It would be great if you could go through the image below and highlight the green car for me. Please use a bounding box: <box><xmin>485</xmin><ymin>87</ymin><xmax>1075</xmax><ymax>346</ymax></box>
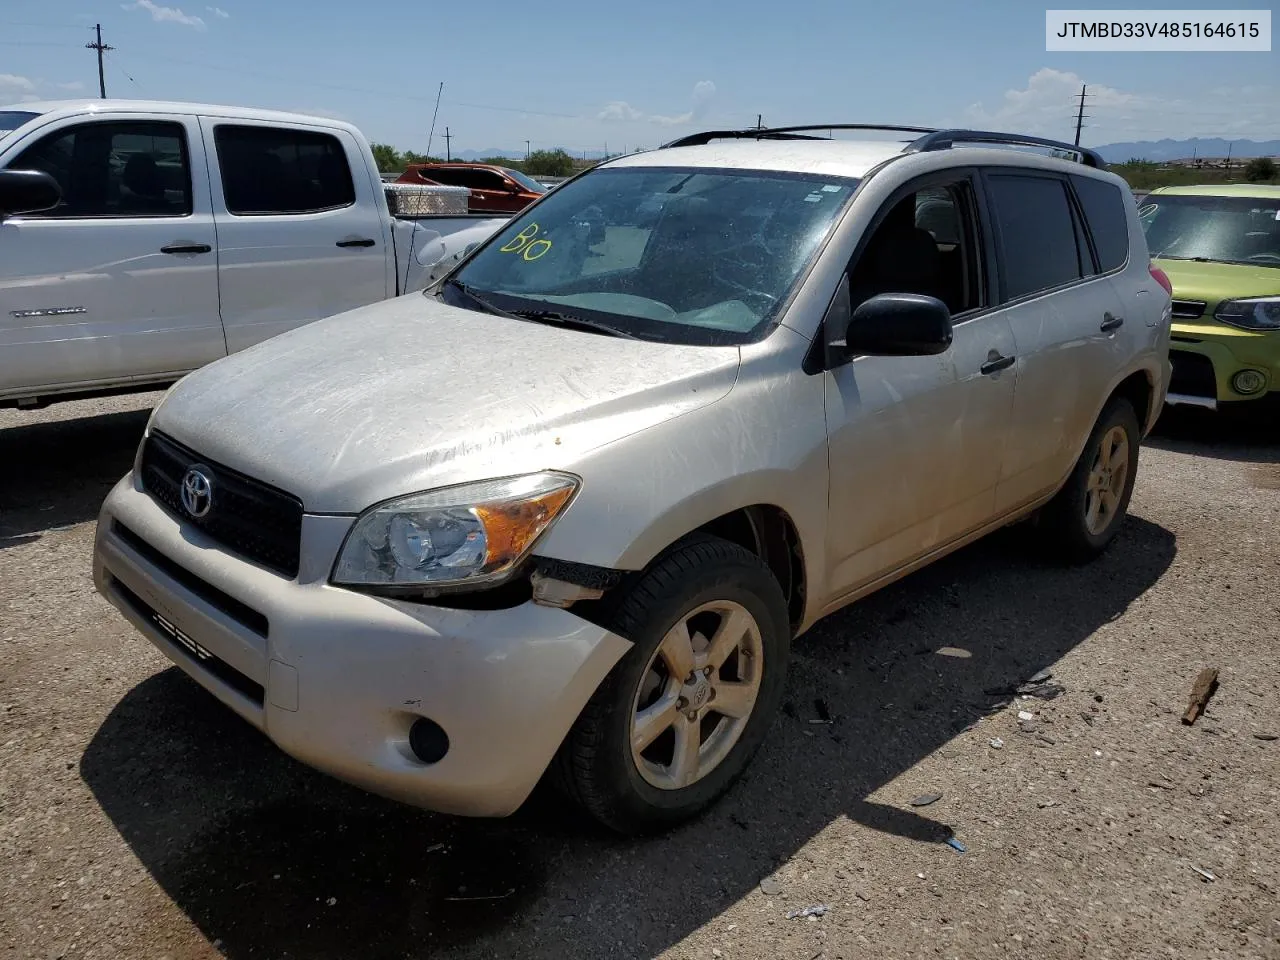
<box><xmin>1140</xmin><ymin>184</ymin><xmax>1280</xmax><ymax>410</ymax></box>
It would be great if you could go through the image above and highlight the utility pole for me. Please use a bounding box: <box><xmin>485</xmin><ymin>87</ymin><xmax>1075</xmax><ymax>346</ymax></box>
<box><xmin>756</xmin><ymin>114</ymin><xmax>763</xmax><ymax>130</ymax></box>
<box><xmin>524</xmin><ymin>139</ymin><xmax>530</xmax><ymax>160</ymax></box>
<box><xmin>443</xmin><ymin>127</ymin><xmax>452</xmax><ymax>162</ymax></box>
<box><xmin>1073</xmin><ymin>84</ymin><xmax>1089</xmax><ymax>147</ymax></box>
<box><xmin>86</xmin><ymin>24</ymin><xmax>114</xmax><ymax>99</ymax></box>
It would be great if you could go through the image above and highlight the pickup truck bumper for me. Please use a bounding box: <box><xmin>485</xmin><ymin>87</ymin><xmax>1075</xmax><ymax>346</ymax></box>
<box><xmin>93</xmin><ymin>474</ymin><xmax>631</xmax><ymax>817</ymax></box>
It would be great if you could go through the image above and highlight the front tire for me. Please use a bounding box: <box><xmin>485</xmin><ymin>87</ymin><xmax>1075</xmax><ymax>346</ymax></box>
<box><xmin>1040</xmin><ymin>397</ymin><xmax>1141</xmax><ymax>562</ymax></box>
<box><xmin>553</xmin><ymin>535</ymin><xmax>790</xmax><ymax>834</ymax></box>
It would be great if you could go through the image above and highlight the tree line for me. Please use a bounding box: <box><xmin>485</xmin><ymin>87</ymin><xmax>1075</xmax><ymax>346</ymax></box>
<box><xmin>370</xmin><ymin>143</ymin><xmax>580</xmax><ymax>177</ymax></box>
<box><xmin>1112</xmin><ymin>156</ymin><xmax>1277</xmax><ymax>190</ymax></box>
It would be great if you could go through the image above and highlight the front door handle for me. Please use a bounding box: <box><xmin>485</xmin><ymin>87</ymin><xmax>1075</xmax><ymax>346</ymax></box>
<box><xmin>336</xmin><ymin>238</ymin><xmax>376</xmax><ymax>248</ymax></box>
<box><xmin>1100</xmin><ymin>313</ymin><xmax>1124</xmax><ymax>332</ymax></box>
<box><xmin>160</xmin><ymin>243</ymin><xmax>212</xmax><ymax>254</ymax></box>
<box><xmin>980</xmin><ymin>352</ymin><xmax>1016</xmax><ymax>375</ymax></box>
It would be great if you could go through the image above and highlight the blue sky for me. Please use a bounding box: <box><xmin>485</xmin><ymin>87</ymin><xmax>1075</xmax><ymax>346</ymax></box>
<box><xmin>1</xmin><ymin>0</ymin><xmax>1276</xmax><ymax>156</ymax></box>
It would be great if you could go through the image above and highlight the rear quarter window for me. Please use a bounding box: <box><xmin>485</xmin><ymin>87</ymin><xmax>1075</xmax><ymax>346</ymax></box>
<box><xmin>1071</xmin><ymin>175</ymin><xmax>1130</xmax><ymax>272</ymax></box>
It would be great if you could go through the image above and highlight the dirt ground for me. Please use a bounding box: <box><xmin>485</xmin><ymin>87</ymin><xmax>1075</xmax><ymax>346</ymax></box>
<box><xmin>1</xmin><ymin>394</ymin><xmax>1278</xmax><ymax>960</ymax></box>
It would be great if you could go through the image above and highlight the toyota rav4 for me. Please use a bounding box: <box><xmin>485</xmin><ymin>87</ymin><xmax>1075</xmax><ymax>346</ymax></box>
<box><xmin>93</xmin><ymin>124</ymin><xmax>1172</xmax><ymax>834</ymax></box>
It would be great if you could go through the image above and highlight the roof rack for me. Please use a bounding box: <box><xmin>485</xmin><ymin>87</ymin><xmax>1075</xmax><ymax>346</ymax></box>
<box><xmin>659</xmin><ymin>124</ymin><xmax>1106</xmax><ymax>169</ymax></box>
<box><xmin>903</xmin><ymin>129</ymin><xmax>1107</xmax><ymax>169</ymax></box>
<box><xmin>660</xmin><ymin>124</ymin><xmax>938</xmax><ymax>149</ymax></box>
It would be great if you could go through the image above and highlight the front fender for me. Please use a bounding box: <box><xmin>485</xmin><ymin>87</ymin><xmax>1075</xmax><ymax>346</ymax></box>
<box><xmin>533</xmin><ymin>347</ymin><xmax>831</xmax><ymax>629</ymax></box>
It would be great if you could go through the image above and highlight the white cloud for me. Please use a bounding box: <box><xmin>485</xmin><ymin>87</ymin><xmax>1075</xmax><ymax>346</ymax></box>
<box><xmin>206</xmin><ymin>5</ymin><xmax>230</xmax><ymax>17</ymax></box>
<box><xmin>598</xmin><ymin>101</ymin><xmax>645</xmax><ymax>122</ymax></box>
<box><xmin>599</xmin><ymin>80</ymin><xmax>716</xmax><ymax>127</ymax></box>
<box><xmin>122</xmin><ymin>0</ymin><xmax>206</xmax><ymax>29</ymax></box>
<box><xmin>963</xmin><ymin>68</ymin><xmax>1279</xmax><ymax>143</ymax></box>
<box><xmin>964</xmin><ymin>68</ymin><xmax>1142</xmax><ymax>135</ymax></box>
<box><xmin>57</xmin><ymin>81</ymin><xmax>86</xmax><ymax>92</ymax></box>
<box><xmin>0</xmin><ymin>74</ymin><xmax>40</xmax><ymax>103</ymax></box>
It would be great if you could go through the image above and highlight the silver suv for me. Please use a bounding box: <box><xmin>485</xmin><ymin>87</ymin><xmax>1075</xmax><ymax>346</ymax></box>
<box><xmin>93</xmin><ymin>125</ymin><xmax>1172</xmax><ymax>834</ymax></box>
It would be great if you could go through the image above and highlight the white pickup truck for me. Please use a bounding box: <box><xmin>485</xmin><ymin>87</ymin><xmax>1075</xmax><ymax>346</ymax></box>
<box><xmin>0</xmin><ymin>99</ymin><xmax>508</xmax><ymax>409</ymax></box>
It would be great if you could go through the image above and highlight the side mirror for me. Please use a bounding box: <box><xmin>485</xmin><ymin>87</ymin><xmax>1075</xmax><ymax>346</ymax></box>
<box><xmin>829</xmin><ymin>292</ymin><xmax>953</xmax><ymax>360</ymax></box>
<box><xmin>0</xmin><ymin>169</ymin><xmax>61</xmax><ymax>218</ymax></box>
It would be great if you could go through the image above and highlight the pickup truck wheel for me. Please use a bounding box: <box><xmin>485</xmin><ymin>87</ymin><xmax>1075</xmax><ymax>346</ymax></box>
<box><xmin>553</xmin><ymin>535</ymin><xmax>790</xmax><ymax>834</ymax></box>
<box><xmin>1039</xmin><ymin>397</ymin><xmax>1140</xmax><ymax>562</ymax></box>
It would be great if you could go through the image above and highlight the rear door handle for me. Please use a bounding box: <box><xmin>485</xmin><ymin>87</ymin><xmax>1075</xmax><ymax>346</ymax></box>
<box><xmin>1100</xmin><ymin>313</ymin><xmax>1124</xmax><ymax>332</ymax></box>
<box><xmin>160</xmin><ymin>243</ymin><xmax>212</xmax><ymax>254</ymax></box>
<box><xmin>980</xmin><ymin>353</ymin><xmax>1016</xmax><ymax>375</ymax></box>
<box><xmin>336</xmin><ymin>238</ymin><xmax>376</xmax><ymax>248</ymax></box>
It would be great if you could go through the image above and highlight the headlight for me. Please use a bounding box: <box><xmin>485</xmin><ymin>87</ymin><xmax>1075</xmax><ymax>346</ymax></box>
<box><xmin>332</xmin><ymin>472</ymin><xmax>578</xmax><ymax>591</ymax></box>
<box><xmin>1214</xmin><ymin>297</ymin><xmax>1280</xmax><ymax>331</ymax></box>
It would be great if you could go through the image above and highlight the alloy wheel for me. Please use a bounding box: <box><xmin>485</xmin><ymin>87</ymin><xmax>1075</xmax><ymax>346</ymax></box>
<box><xmin>629</xmin><ymin>600</ymin><xmax>764</xmax><ymax>790</ymax></box>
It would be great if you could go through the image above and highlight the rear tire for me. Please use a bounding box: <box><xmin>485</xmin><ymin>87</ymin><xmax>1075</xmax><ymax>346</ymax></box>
<box><xmin>1039</xmin><ymin>397</ymin><xmax>1140</xmax><ymax>562</ymax></box>
<box><xmin>553</xmin><ymin>535</ymin><xmax>790</xmax><ymax>834</ymax></box>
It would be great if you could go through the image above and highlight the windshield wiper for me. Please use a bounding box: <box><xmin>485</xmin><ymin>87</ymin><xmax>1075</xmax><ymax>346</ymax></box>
<box><xmin>1154</xmin><ymin>254</ymin><xmax>1248</xmax><ymax>265</ymax></box>
<box><xmin>444</xmin><ymin>280</ymin><xmax>642</xmax><ymax>339</ymax></box>
<box><xmin>443</xmin><ymin>279</ymin><xmax>522</xmax><ymax>320</ymax></box>
<box><xmin>510</xmin><ymin>308</ymin><xmax>642</xmax><ymax>340</ymax></box>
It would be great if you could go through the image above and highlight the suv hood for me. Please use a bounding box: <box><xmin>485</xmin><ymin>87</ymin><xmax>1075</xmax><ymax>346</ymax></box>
<box><xmin>1155</xmin><ymin>257</ymin><xmax>1280</xmax><ymax>308</ymax></box>
<box><xmin>150</xmin><ymin>294</ymin><xmax>740</xmax><ymax>513</ymax></box>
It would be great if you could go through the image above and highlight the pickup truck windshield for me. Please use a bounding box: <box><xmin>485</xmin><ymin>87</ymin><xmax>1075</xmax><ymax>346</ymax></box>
<box><xmin>1141</xmin><ymin>193</ymin><xmax>1280</xmax><ymax>267</ymax></box>
<box><xmin>0</xmin><ymin>111</ymin><xmax>40</xmax><ymax>141</ymax></box>
<box><xmin>446</xmin><ymin>166</ymin><xmax>858</xmax><ymax>345</ymax></box>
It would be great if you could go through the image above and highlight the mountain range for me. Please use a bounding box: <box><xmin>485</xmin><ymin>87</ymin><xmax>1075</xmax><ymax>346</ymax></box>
<box><xmin>1091</xmin><ymin>138</ymin><xmax>1280</xmax><ymax>163</ymax></box>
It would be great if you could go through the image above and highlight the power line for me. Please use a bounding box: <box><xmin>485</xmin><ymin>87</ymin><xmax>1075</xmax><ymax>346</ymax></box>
<box><xmin>85</xmin><ymin>23</ymin><xmax>114</xmax><ymax>100</ymax></box>
<box><xmin>107</xmin><ymin>51</ymin><xmax>144</xmax><ymax>96</ymax></box>
<box><xmin>0</xmin><ymin>19</ymin><xmax>91</xmax><ymax>29</ymax></box>
<box><xmin>121</xmin><ymin>49</ymin><xmax>582</xmax><ymax>119</ymax></box>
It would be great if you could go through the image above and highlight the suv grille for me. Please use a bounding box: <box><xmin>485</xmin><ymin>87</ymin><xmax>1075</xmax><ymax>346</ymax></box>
<box><xmin>1168</xmin><ymin>350</ymin><xmax>1218</xmax><ymax>399</ymax></box>
<box><xmin>1171</xmin><ymin>299</ymin><xmax>1206</xmax><ymax>319</ymax></box>
<box><xmin>140</xmin><ymin>432</ymin><xmax>304</xmax><ymax>578</ymax></box>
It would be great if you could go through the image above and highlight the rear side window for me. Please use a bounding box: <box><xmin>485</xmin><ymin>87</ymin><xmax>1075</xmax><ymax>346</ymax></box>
<box><xmin>10</xmin><ymin>120</ymin><xmax>191</xmax><ymax>218</ymax></box>
<box><xmin>422</xmin><ymin>168</ymin><xmax>502</xmax><ymax>190</ymax></box>
<box><xmin>1072</xmin><ymin>175</ymin><xmax>1130</xmax><ymax>272</ymax></box>
<box><xmin>986</xmin><ymin>174</ymin><xmax>1082</xmax><ymax>301</ymax></box>
<box><xmin>214</xmin><ymin>125</ymin><xmax>354</xmax><ymax>215</ymax></box>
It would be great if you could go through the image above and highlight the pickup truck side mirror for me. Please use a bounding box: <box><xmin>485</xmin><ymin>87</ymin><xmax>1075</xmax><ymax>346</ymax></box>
<box><xmin>826</xmin><ymin>289</ymin><xmax>953</xmax><ymax>363</ymax></box>
<box><xmin>0</xmin><ymin>169</ymin><xmax>62</xmax><ymax>219</ymax></box>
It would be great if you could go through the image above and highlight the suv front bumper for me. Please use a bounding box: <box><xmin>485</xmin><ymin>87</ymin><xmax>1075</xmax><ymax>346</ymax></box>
<box><xmin>92</xmin><ymin>473</ymin><xmax>631</xmax><ymax>817</ymax></box>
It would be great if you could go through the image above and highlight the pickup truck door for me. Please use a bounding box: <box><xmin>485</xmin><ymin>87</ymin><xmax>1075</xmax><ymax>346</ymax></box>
<box><xmin>200</xmin><ymin>118</ymin><xmax>392</xmax><ymax>353</ymax></box>
<box><xmin>0</xmin><ymin>113</ymin><xmax>224</xmax><ymax>398</ymax></box>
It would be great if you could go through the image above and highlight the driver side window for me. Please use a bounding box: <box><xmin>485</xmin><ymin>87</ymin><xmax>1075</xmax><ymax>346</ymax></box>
<box><xmin>847</xmin><ymin>179</ymin><xmax>983</xmax><ymax>317</ymax></box>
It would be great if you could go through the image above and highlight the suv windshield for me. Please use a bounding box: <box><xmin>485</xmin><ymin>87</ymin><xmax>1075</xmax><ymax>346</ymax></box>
<box><xmin>503</xmin><ymin>168</ymin><xmax>547</xmax><ymax>194</ymax></box>
<box><xmin>1141</xmin><ymin>193</ymin><xmax>1280</xmax><ymax>267</ymax></box>
<box><xmin>0</xmin><ymin>110</ymin><xmax>40</xmax><ymax>142</ymax></box>
<box><xmin>443</xmin><ymin>166</ymin><xmax>858</xmax><ymax>345</ymax></box>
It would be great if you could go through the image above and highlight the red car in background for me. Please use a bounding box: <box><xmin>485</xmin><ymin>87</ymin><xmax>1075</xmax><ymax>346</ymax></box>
<box><xmin>396</xmin><ymin>162</ymin><xmax>546</xmax><ymax>213</ymax></box>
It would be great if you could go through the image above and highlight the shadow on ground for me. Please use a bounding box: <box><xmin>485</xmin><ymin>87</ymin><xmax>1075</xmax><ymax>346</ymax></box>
<box><xmin>1147</xmin><ymin>402</ymin><xmax>1280</xmax><ymax>465</ymax></box>
<box><xmin>0</xmin><ymin>408</ymin><xmax>150</xmax><ymax>546</ymax></box>
<box><xmin>81</xmin><ymin>515</ymin><xmax>1176</xmax><ymax>960</ymax></box>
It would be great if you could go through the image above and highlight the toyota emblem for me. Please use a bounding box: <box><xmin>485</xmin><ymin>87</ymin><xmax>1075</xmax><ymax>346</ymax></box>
<box><xmin>180</xmin><ymin>467</ymin><xmax>214</xmax><ymax>518</ymax></box>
